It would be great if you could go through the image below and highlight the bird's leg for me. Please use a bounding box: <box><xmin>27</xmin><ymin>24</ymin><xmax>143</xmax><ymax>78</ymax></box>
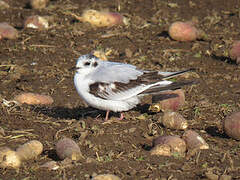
<box><xmin>119</xmin><ymin>113</ymin><xmax>124</xmax><ymax>120</ymax></box>
<box><xmin>105</xmin><ymin>110</ymin><xmax>110</xmax><ymax>121</ymax></box>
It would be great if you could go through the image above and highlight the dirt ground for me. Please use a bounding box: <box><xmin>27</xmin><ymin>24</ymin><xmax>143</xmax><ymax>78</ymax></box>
<box><xmin>1</xmin><ymin>0</ymin><xmax>240</xmax><ymax>179</ymax></box>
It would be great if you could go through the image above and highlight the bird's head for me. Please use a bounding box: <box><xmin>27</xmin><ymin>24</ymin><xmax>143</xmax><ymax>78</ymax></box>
<box><xmin>74</xmin><ymin>54</ymin><xmax>100</xmax><ymax>75</ymax></box>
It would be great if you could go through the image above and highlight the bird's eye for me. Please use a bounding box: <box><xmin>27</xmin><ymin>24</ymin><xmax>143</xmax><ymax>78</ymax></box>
<box><xmin>84</xmin><ymin>62</ymin><xmax>91</xmax><ymax>66</ymax></box>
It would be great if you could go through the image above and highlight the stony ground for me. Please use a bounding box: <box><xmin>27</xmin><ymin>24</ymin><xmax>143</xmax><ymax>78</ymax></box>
<box><xmin>1</xmin><ymin>0</ymin><xmax>240</xmax><ymax>179</ymax></box>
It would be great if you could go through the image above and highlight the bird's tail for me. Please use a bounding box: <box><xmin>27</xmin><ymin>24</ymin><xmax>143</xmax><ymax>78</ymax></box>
<box><xmin>160</xmin><ymin>68</ymin><xmax>195</xmax><ymax>80</ymax></box>
<box><xmin>140</xmin><ymin>80</ymin><xmax>197</xmax><ymax>95</ymax></box>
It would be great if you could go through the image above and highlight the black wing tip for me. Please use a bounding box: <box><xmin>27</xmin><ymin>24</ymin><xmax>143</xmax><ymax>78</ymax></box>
<box><xmin>177</xmin><ymin>68</ymin><xmax>196</xmax><ymax>74</ymax></box>
<box><xmin>163</xmin><ymin>68</ymin><xmax>196</xmax><ymax>79</ymax></box>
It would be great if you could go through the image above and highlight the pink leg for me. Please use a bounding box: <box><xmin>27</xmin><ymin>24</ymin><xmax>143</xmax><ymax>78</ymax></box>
<box><xmin>119</xmin><ymin>113</ymin><xmax>124</xmax><ymax>120</ymax></box>
<box><xmin>105</xmin><ymin>110</ymin><xmax>110</xmax><ymax>121</ymax></box>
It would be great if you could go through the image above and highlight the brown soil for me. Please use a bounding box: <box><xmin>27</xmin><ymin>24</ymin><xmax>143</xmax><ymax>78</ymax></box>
<box><xmin>1</xmin><ymin>0</ymin><xmax>240</xmax><ymax>179</ymax></box>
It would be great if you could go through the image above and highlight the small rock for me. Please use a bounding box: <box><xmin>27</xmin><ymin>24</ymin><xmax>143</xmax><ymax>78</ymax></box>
<box><xmin>161</xmin><ymin>111</ymin><xmax>188</xmax><ymax>130</ymax></box>
<box><xmin>223</xmin><ymin>111</ymin><xmax>240</xmax><ymax>140</ymax></box>
<box><xmin>93</xmin><ymin>50</ymin><xmax>108</xmax><ymax>60</ymax></box>
<box><xmin>151</xmin><ymin>135</ymin><xmax>186</xmax><ymax>156</ymax></box>
<box><xmin>40</xmin><ymin>161</ymin><xmax>59</xmax><ymax>170</ymax></box>
<box><xmin>219</xmin><ymin>175</ymin><xmax>232</xmax><ymax>180</ymax></box>
<box><xmin>0</xmin><ymin>22</ymin><xmax>18</xmax><ymax>40</ymax></box>
<box><xmin>0</xmin><ymin>126</ymin><xmax>5</xmax><ymax>137</ymax></box>
<box><xmin>24</xmin><ymin>15</ymin><xmax>49</xmax><ymax>30</ymax></box>
<box><xmin>30</xmin><ymin>0</ymin><xmax>49</xmax><ymax>9</ymax></box>
<box><xmin>56</xmin><ymin>137</ymin><xmax>83</xmax><ymax>161</ymax></box>
<box><xmin>0</xmin><ymin>0</ymin><xmax>10</xmax><ymax>9</ymax></box>
<box><xmin>125</xmin><ymin>48</ymin><xmax>133</xmax><ymax>58</ymax></box>
<box><xmin>205</xmin><ymin>172</ymin><xmax>219</xmax><ymax>180</ymax></box>
<box><xmin>150</xmin><ymin>89</ymin><xmax>185</xmax><ymax>112</ymax></box>
<box><xmin>92</xmin><ymin>174</ymin><xmax>121</xmax><ymax>180</ymax></box>
<box><xmin>182</xmin><ymin>130</ymin><xmax>209</xmax><ymax>150</ymax></box>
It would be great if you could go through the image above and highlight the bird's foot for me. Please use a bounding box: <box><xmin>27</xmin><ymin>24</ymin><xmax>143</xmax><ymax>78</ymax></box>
<box><xmin>119</xmin><ymin>113</ymin><xmax>124</xmax><ymax>120</ymax></box>
<box><xmin>104</xmin><ymin>110</ymin><xmax>110</xmax><ymax>121</ymax></box>
<box><xmin>103</xmin><ymin>111</ymin><xmax>125</xmax><ymax>122</ymax></box>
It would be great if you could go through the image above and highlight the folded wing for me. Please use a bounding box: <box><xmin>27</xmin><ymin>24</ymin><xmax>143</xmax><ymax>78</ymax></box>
<box><xmin>89</xmin><ymin>69</ymin><xmax>193</xmax><ymax>101</ymax></box>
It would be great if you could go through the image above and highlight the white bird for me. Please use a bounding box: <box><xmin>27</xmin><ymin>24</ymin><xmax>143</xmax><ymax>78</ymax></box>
<box><xmin>74</xmin><ymin>54</ymin><xmax>194</xmax><ymax>121</ymax></box>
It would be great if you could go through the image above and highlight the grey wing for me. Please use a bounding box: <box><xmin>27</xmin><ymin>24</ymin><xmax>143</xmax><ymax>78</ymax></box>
<box><xmin>88</xmin><ymin>61</ymin><xmax>144</xmax><ymax>83</ymax></box>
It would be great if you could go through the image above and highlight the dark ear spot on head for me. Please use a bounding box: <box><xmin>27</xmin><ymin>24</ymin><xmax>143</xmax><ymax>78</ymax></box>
<box><xmin>88</xmin><ymin>54</ymin><xmax>97</xmax><ymax>59</ymax></box>
<box><xmin>93</xmin><ymin>61</ymin><xmax>98</xmax><ymax>67</ymax></box>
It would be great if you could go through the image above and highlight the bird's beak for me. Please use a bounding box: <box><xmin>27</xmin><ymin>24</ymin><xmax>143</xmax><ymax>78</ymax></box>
<box><xmin>69</xmin><ymin>67</ymin><xmax>80</xmax><ymax>72</ymax></box>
